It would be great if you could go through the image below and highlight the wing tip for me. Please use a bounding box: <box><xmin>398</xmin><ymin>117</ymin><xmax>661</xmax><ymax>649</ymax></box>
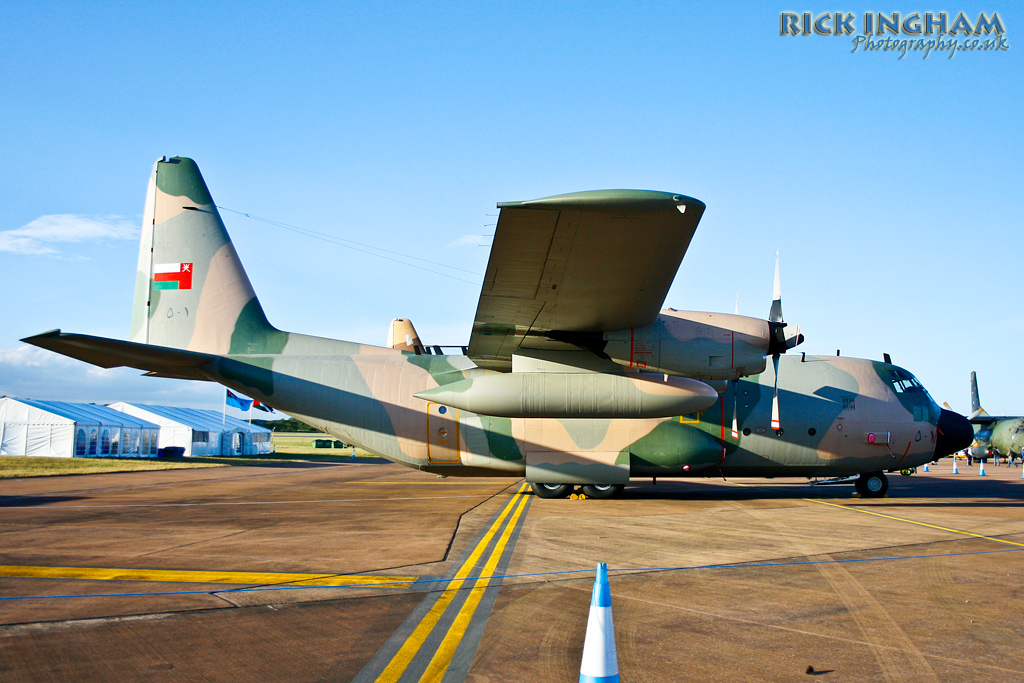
<box><xmin>20</xmin><ymin>329</ymin><xmax>63</xmax><ymax>344</ymax></box>
<box><xmin>498</xmin><ymin>190</ymin><xmax>704</xmax><ymax>213</ymax></box>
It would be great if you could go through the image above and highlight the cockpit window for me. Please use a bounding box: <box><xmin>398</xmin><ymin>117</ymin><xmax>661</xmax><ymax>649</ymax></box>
<box><xmin>886</xmin><ymin>366</ymin><xmax>942</xmax><ymax>423</ymax></box>
<box><xmin>889</xmin><ymin>368</ymin><xmax>924</xmax><ymax>394</ymax></box>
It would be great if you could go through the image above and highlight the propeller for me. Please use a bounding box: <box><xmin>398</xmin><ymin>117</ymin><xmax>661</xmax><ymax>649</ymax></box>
<box><xmin>766</xmin><ymin>252</ymin><xmax>804</xmax><ymax>432</ymax></box>
<box><xmin>730</xmin><ymin>381</ymin><xmax>740</xmax><ymax>439</ymax></box>
<box><xmin>731</xmin><ymin>294</ymin><xmax>740</xmax><ymax>439</ymax></box>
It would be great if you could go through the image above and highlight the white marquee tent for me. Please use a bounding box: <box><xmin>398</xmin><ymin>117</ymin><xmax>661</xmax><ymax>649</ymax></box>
<box><xmin>107</xmin><ymin>403</ymin><xmax>273</xmax><ymax>456</ymax></box>
<box><xmin>0</xmin><ymin>398</ymin><xmax>161</xmax><ymax>458</ymax></box>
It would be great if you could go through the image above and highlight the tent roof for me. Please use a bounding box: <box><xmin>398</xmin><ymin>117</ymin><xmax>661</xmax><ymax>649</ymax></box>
<box><xmin>110</xmin><ymin>404</ymin><xmax>271</xmax><ymax>434</ymax></box>
<box><xmin>4</xmin><ymin>398</ymin><xmax>159</xmax><ymax>429</ymax></box>
<box><xmin>203</xmin><ymin>410</ymin><xmax>272</xmax><ymax>434</ymax></box>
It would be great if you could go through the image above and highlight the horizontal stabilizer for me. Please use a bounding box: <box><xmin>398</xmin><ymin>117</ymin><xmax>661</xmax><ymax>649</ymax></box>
<box><xmin>21</xmin><ymin>330</ymin><xmax>219</xmax><ymax>381</ymax></box>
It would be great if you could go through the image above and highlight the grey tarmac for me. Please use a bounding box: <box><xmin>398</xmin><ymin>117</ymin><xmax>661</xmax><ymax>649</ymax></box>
<box><xmin>1</xmin><ymin>459</ymin><xmax>1023</xmax><ymax>682</ymax></box>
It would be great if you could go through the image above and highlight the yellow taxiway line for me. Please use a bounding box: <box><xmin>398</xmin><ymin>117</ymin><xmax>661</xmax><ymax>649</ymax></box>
<box><xmin>418</xmin><ymin>486</ymin><xmax>530</xmax><ymax>683</ymax></box>
<box><xmin>0</xmin><ymin>565</ymin><xmax>417</xmax><ymax>587</ymax></box>
<box><xmin>726</xmin><ymin>479</ymin><xmax>1024</xmax><ymax>548</ymax></box>
<box><xmin>374</xmin><ymin>483</ymin><xmax>529</xmax><ymax>682</ymax></box>
<box><xmin>803</xmin><ymin>498</ymin><xmax>1024</xmax><ymax>547</ymax></box>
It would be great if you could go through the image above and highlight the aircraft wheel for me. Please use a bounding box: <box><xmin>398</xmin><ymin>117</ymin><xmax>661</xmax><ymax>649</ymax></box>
<box><xmin>855</xmin><ymin>472</ymin><xmax>888</xmax><ymax>497</ymax></box>
<box><xmin>580</xmin><ymin>484</ymin><xmax>624</xmax><ymax>499</ymax></box>
<box><xmin>531</xmin><ymin>483</ymin><xmax>574</xmax><ymax>499</ymax></box>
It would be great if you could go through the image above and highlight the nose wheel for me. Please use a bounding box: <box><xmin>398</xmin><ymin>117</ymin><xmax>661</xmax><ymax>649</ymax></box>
<box><xmin>855</xmin><ymin>472</ymin><xmax>888</xmax><ymax>497</ymax></box>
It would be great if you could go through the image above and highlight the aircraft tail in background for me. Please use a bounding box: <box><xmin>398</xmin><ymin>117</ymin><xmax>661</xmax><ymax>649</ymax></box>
<box><xmin>969</xmin><ymin>370</ymin><xmax>991</xmax><ymax>421</ymax></box>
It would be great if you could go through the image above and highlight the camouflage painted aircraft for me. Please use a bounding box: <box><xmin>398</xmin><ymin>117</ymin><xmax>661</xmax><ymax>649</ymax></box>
<box><xmin>967</xmin><ymin>371</ymin><xmax>1023</xmax><ymax>461</ymax></box>
<box><xmin>22</xmin><ymin>157</ymin><xmax>973</xmax><ymax>498</ymax></box>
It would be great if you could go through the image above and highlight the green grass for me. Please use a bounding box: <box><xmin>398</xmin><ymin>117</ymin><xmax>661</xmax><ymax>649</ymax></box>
<box><xmin>0</xmin><ymin>456</ymin><xmax>227</xmax><ymax>479</ymax></box>
<box><xmin>0</xmin><ymin>432</ymin><xmax>388</xmax><ymax>478</ymax></box>
<box><xmin>271</xmin><ymin>431</ymin><xmax>360</xmax><ymax>456</ymax></box>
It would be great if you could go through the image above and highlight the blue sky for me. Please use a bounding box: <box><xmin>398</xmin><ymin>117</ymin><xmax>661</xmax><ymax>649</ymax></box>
<box><xmin>1</xmin><ymin>2</ymin><xmax>1020</xmax><ymax>418</ymax></box>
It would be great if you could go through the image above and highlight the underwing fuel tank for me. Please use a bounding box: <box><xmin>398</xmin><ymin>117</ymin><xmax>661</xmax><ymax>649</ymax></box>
<box><xmin>413</xmin><ymin>372</ymin><xmax>718</xmax><ymax>419</ymax></box>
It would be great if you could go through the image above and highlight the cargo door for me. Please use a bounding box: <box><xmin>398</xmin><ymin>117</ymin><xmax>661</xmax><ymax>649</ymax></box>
<box><xmin>426</xmin><ymin>403</ymin><xmax>461</xmax><ymax>464</ymax></box>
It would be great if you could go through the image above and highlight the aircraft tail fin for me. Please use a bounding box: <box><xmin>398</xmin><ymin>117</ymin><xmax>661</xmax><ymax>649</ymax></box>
<box><xmin>129</xmin><ymin>157</ymin><xmax>284</xmax><ymax>355</ymax></box>
<box><xmin>969</xmin><ymin>370</ymin><xmax>990</xmax><ymax>420</ymax></box>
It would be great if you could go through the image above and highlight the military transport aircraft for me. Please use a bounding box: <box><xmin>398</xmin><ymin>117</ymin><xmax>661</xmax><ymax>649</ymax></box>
<box><xmin>22</xmin><ymin>157</ymin><xmax>973</xmax><ymax>498</ymax></box>
<box><xmin>967</xmin><ymin>371</ymin><xmax>1023</xmax><ymax>462</ymax></box>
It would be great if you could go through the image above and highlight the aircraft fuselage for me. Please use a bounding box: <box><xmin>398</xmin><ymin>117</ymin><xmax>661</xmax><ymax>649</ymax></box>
<box><xmin>207</xmin><ymin>346</ymin><xmax>953</xmax><ymax>481</ymax></box>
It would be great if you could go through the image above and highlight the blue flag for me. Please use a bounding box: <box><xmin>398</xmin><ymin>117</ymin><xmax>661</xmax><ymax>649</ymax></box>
<box><xmin>226</xmin><ymin>389</ymin><xmax>252</xmax><ymax>411</ymax></box>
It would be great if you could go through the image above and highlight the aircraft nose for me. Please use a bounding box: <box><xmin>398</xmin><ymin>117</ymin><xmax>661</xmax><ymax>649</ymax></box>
<box><xmin>935</xmin><ymin>408</ymin><xmax>973</xmax><ymax>459</ymax></box>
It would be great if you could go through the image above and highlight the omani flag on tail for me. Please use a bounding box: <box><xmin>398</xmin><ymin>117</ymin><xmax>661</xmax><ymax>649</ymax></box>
<box><xmin>153</xmin><ymin>263</ymin><xmax>193</xmax><ymax>290</ymax></box>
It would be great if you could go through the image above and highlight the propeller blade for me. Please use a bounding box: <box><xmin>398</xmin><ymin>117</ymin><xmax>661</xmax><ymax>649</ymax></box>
<box><xmin>770</xmin><ymin>354</ymin><xmax>781</xmax><ymax>431</ymax></box>
<box><xmin>769</xmin><ymin>250</ymin><xmax>783</xmax><ymax>324</ymax></box>
<box><xmin>730</xmin><ymin>379</ymin><xmax>739</xmax><ymax>439</ymax></box>
<box><xmin>767</xmin><ymin>253</ymin><xmax>803</xmax><ymax>355</ymax></box>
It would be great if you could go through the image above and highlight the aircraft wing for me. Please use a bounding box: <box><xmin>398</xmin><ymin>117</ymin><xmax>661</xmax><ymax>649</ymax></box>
<box><xmin>21</xmin><ymin>330</ymin><xmax>218</xmax><ymax>381</ymax></box>
<box><xmin>467</xmin><ymin>190</ymin><xmax>705</xmax><ymax>370</ymax></box>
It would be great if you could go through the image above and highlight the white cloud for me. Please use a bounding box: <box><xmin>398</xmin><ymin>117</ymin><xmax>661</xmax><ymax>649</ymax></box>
<box><xmin>0</xmin><ymin>345</ymin><xmax>79</xmax><ymax>368</ymax></box>
<box><xmin>0</xmin><ymin>345</ymin><xmax>225</xmax><ymax>410</ymax></box>
<box><xmin>445</xmin><ymin>234</ymin><xmax>489</xmax><ymax>248</ymax></box>
<box><xmin>0</xmin><ymin>214</ymin><xmax>139</xmax><ymax>256</ymax></box>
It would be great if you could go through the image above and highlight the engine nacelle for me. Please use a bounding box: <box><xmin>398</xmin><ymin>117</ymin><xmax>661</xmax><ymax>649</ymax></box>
<box><xmin>603</xmin><ymin>310</ymin><xmax>770</xmax><ymax>380</ymax></box>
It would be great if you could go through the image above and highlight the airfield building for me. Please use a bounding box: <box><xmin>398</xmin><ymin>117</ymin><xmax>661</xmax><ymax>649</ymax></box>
<box><xmin>107</xmin><ymin>403</ymin><xmax>273</xmax><ymax>457</ymax></box>
<box><xmin>0</xmin><ymin>398</ymin><xmax>161</xmax><ymax>458</ymax></box>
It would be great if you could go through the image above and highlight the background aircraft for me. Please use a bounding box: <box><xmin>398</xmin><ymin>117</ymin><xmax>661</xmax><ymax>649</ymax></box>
<box><xmin>968</xmin><ymin>371</ymin><xmax>1023</xmax><ymax>462</ymax></box>
<box><xmin>23</xmin><ymin>158</ymin><xmax>973</xmax><ymax>498</ymax></box>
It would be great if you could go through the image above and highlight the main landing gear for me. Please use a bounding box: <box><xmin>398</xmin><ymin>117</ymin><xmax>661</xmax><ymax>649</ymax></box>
<box><xmin>531</xmin><ymin>483</ymin><xmax>574</xmax><ymax>499</ymax></box>
<box><xmin>854</xmin><ymin>471</ymin><xmax>888</xmax><ymax>498</ymax></box>
<box><xmin>530</xmin><ymin>483</ymin><xmax>625</xmax><ymax>499</ymax></box>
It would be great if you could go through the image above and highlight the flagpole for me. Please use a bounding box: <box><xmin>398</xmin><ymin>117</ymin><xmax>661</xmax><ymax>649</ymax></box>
<box><xmin>222</xmin><ymin>386</ymin><xmax>227</xmax><ymax>425</ymax></box>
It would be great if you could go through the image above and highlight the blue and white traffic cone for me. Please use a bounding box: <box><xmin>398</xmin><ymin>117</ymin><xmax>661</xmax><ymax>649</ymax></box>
<box><xmin>923</xmin><ymin>462</ymin><xmax>930</xmax><ymax>472</ymax></box>
<box><xmin>580</xmin><ymin>562</ymin><xmax>619</xmax><ymax>683</ymax></box>
<box><xmin>952</xmin><ymin>457</ymin><xmax>959</xmax><ymax>474</ymax></box>
<box><xmin>979</xmin><ymin>460</ymin><xmax>986</xmax><ymax>476</ymax></box>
